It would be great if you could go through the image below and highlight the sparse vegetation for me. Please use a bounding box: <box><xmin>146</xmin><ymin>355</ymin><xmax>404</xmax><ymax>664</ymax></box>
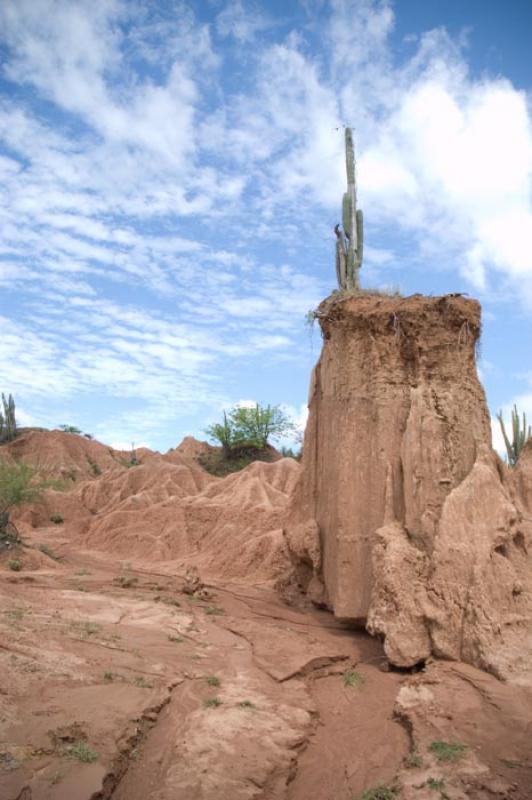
<box><xmin>103</xmin><ymin>671</ymin><xmax>114</xmax><ymax>681</ymax></box>
<box><xmin>168</xmin><ymin>635</ymin><xmax>184</xmax><ymax>643</ymax></box>
<box><xmin>405</xmin><ymin>750</ymin><xmax>422</xmax><ymax>768</ymax></box>
<box><xmin>59</xmin><ymin>425</ymin><xmax>82</xmax><ymax>434</ymax></box>
<box><xmin>39</xmin><ymin>543</ymin><xmax>60</xmax><ymax>560</ymax></box>
<box><xmin>343</xmin><ymin>668</ymin><xmax>365</xmax><ymax>689</ymax></box>
<box><xmin>7</xmin><ymin>559</ymin><xmax>22</xmax><ymax>571</ymax></box>
<box><xmin>0</xmin><ymin>461</ymin><xmax>63</xmax><ymax>550</ymax></box>
<box><xmin>237</xmin><ymin>700</ymin><xmax>256</xmax><ymax>709</ymax></box>
<box><xmin>206</xmin><ymin>675</ymin><xmax>220</xmax><ymax>687</ymax></box>
<box><xmin>72</xmin><ymin>620</ymin><xmax>101</xmax><ymax>639</ymax></box>
<box><xmin>357</xmin><ymin>786</ymin><xmax>398</xmax><ymax>800</ymax></box>
<box><xmin>497</xmin><ymin>405</ymin><xmax>531</xmax><ymax>466</ymax></box>
<box><xmin>66</xmin><ymin>740</ymin><xmax>99</xmax><ymax>763</ymax></box>
<box><xmin>204</xmin><ymin>697</ymin><xmax>222</xmax><ymax>708</ymax></box>
<box><xmin>114</xmin><ymin>574</ymin><xmax>138</xmax><ymax>588</ymax></box>
<box><xmin>204</xmin><ymin>605</ymin><xmax>224</xmax><ymax>616</ymax></box>
<box><xmin>426</xmin><ymin>778</ymin><xmax>445</xmax><ymax>790</ymax></box>
<box><xmin>429</xmin><ymin>740</ymin><xmax>467</xmax><ymax>762</ymax></box>
<box><xmin>86</xmin><ymin>457</ymin><xmax>102</xmax><ymax>476</ymax></box>
<box><xmin>134</xmin><ymin>676</ymin><xmax>154</xmax><ymax>688</ymax></box>
<box><xmin>49</xmin><ymin>513</ymin><xmax>64</xmax><ymax>524</ymax></box>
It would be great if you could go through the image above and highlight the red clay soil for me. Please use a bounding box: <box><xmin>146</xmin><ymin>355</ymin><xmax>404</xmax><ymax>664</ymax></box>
<box><xmin>1</xmin><ymin>372</ymin><xmax>532</xmax><ymax>799</ymax></box>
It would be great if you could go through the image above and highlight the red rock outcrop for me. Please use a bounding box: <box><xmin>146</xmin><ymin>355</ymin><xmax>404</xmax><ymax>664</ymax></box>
<box><xmin>288</xmin><ymin>293</ymin><xmax>532</xmax><ymax>680</ymax></box>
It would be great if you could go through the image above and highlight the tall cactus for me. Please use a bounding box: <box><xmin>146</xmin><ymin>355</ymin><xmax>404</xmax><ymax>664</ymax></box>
<box><xmin>497</xmin><ymin>405</ymin><xmax>531</xmax><ymax>467</ymax></box>
<box><xmin>335</xmin><ymin>127</ymin><xmax>364</xmax><ymax>290</ymax></box>
<box><xmin>0</xmin><ymin>393</ymin><xmax>17</xmax><ymax>443</ymax></box>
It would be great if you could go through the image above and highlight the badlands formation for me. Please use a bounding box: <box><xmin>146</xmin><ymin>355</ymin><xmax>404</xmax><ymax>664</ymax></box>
<box><xmin>1</xmin><ymin>293</ymin><xmax>531</xmax><ymax>800</ymax></box>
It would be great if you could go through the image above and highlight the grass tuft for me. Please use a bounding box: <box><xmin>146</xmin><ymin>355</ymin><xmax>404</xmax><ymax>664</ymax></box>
<box><xmin>204</xmin><ymin>605</ymin><xmax>224</xmax><ymax>616</ymax></box>
<box><xmin>343</xmin><ymin>668</ymin><xmax>365</xmax><ymax>689</ymax></box>
<box><xmin>429</xmin><ymin>740</ymin><xmax>467</xmax><ymax>762</ymax></box>
<box><xmin>358</xmin><ymin>786</ymin><xmax>398</xmax><ymax>800</ymax></box>
<box><xmin>66</xmin><ymin>741</ymin><xmax>98</xmax><ymax>763</ymax></box>
<box><xmin>237</xmin><ymin>700</ymin><xmax>256</xmax><ymax>709</ymax></box>
<box><xmin>204</xmin><ymin>697</ymin><xmax>222</xmax><ymax>708</ymax></box>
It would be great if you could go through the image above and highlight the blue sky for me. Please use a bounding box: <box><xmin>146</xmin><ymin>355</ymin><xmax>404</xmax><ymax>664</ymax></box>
<box><xmin>0</xmin><ymin>0</ymin><xmax>531</xmax><ymax>452</ymax></box>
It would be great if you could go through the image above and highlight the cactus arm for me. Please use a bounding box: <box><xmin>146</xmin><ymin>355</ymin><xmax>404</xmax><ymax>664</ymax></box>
<box><xmin>497</xmin><ymin>410</ymin><xmax>515</xmax><ymax>466</ymax></box>
<box><xmin>334</xmin><ymin>224</ymin><xmax>347</xmax><ymax>289</ymax></box>
<box><xmin>356</xmin><ymin>209</ymin><xmax>364</xmax><ymax>265</ymax></box>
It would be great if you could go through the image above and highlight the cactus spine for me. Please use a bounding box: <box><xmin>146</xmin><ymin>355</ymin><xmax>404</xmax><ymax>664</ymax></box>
<box><xmin>497</xmin><ymin>405</ymin><xmax>532</xmax><ymax>467</ymax></box>
<box><xmin>335</xmin><ymin>128</ymin><xmax>364</xmax><ymax>290</ymax></box>
<box><xmin>0</xmin><ymin>393</ymin><xmax>17</xmax><ymax>443</ymax></box>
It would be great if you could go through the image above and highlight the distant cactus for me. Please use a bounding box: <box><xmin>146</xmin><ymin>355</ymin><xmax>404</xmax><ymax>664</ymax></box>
<box><xmin>0</xmin><ymin>393</ymin><xmax>17</xmax><ymax>443</ymax></box>
<box><xmin>496</xmin><ymin>405</ymin><xmax>532</xmax><ymax>466</ymax></box>
<box><xmin>335</xmin><ymin>128</ymin><xmax>364</xmax><ymax>290</ymax></box>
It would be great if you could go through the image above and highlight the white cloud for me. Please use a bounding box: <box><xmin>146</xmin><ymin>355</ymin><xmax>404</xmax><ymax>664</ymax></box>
<box><xmin>216</xmin><ymin>0</ymin><xmax>273</xmax><ymax>42</ymax></box>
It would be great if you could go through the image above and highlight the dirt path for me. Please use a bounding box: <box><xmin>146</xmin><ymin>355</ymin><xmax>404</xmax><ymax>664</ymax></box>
<box><xmin>1</xmin><ymin>527</ymin><xmax>532</xmax><ymax>800</ymax></box>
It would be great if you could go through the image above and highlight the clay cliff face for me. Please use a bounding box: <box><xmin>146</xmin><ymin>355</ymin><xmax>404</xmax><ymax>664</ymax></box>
<box><xmin>288</xmin><ymin>293</ymin><xmax>532</xmax><ymax>681</ymax></box>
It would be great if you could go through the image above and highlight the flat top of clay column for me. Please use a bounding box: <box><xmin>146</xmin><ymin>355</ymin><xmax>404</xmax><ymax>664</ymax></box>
<box><xmin>316</xmin><ymin>291</ymin><xmax>482</xmax><ymax>341</ymax></box>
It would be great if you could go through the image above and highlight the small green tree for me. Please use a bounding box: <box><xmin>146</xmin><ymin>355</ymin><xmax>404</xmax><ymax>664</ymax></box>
<box><xmin>497</xmin><ymin>405</ymin><xmax>532</xmax><ymax>467</ymax></box>
<box><xmin>0</xmin><ymin>461</ymin><xmax>62</xmax><ymax>547</ymax></box>
<box><xmin>230</xmin><ymin>404</ymin><xmax>295</xmax><ymax>449</ymax></box>
<box><xmin>205</xmin><ymin>411</ymin><xmax>242</xmax><ymax>456</ymax></box>
<box><xmin>59</xmin><ymin>425</ymin><xmax>82</xmax><ymax>434</ymax></box>
<box><xmin>205</xmin><ymin>404</ymin><xmax>296</xmax><ymax>455</ymax></box>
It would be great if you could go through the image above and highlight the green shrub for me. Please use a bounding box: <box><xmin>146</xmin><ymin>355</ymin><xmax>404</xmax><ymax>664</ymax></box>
<box><xmin>39</xmin><ymin>544</ymin><xmax>60</xmax><ymax>560</ymax></box>
<box><xmin>59</xmin><ymin>425</ymin><xmax>82</xmax><ymax>434</ymax></box>
<box><xmin>429</xmin><ymin>740</ymin><xmax>466</xmax><ymax>762</ymax></box>
<box><xmin>7</xmin><ymin>559</ymin><xmax>22</xmax><ymax>571</ymax></box>
<box><xmin>343</xmin><ymin>668</ymin><xmax>365</xmax><ymax>688</ymax></box>
<box><xmin>66</xmin><ymin>741</ymin><xmax>98</xmax><ymax>763</ymax></box>
<box><xmin>86</xmin><ymin>458</ymin><xmax>102</xmax><ymax>477</ymax></box>
<box><xmin>203</xmin><ymin>697</ymin><xmax>222</xmax><ymax>708</ymax></box>
<box><xmin>49</xmin><ymin>514</ymin><xmax>64</xmax><ymax>524</ymax></box>
<box><xmin>0</xmin><ymin>462</ymin><xmax>63</xmax><ymax>550</ymax></box>
<box><xmin>358</xmin><ymin>786</ymin><xmax>398</xmax><ymax>800</ymax></box>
